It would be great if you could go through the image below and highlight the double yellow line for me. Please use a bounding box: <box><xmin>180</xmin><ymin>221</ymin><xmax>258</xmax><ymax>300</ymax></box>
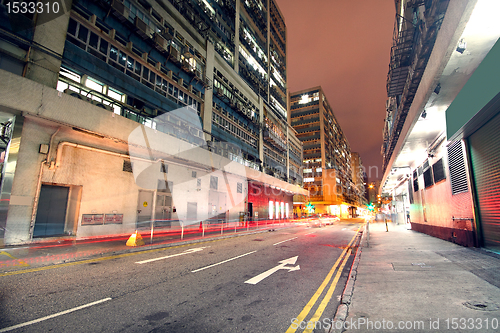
<box><xmin>286</xmin><ymin>226</ymin><xmax>362</xmax><ymax>333</ymax></box>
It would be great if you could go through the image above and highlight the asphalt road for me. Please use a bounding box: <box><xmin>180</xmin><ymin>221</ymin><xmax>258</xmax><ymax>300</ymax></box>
<box><xmin>0</xmin><ymin>220</ymin><xmax>363</xmax><ymax>333</ymax></box>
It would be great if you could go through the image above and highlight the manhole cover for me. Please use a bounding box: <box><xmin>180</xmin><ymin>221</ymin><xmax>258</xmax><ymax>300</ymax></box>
<box><xmin>463</xmin><ymin>301</ymin><xmax>500</xmax><ymax>311</ymax></box>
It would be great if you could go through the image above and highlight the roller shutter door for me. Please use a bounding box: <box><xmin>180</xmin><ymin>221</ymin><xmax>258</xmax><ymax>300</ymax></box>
<box><xmin>468</xmin><ymin>111</ymin><xmax>500</xmax><ymax>252</ymax></box>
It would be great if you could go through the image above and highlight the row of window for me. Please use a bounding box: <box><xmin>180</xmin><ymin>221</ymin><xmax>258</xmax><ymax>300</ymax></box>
<box><xmin>212</xmin><ymin>111</ymin><xmax>258</xmax><ymax>149</ymax></box>
<box><xmin>66</xmin><ymin>18</ymin><xmax>201</xmax><ymax>111</ymax></box>
<box><xmin>57</xmin><ymin>66</ymin><xmax>207</xmax><ymax>147</ymax></box>
<box><xmin>263</xmin><ymin>145</ymin><xmax>286</xmax><ymax>165</ymax></box>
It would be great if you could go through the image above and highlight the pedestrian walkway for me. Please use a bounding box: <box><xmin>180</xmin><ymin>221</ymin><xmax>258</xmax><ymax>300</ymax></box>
<box><xmin>335</xmin><ymin>222</ymin><xmax>500</xmax><ymax>333</ymax></box>
<box><xmin>0</xmin><ymin>220</ymin><xmax>297</xmax><ymax>274</ymax></box>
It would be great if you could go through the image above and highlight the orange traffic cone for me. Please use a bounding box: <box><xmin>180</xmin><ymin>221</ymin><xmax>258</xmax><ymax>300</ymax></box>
<box><xmin>126</xmin><ymin>230</ymin><xmax>145</xmax><ymax>246</ymax></box>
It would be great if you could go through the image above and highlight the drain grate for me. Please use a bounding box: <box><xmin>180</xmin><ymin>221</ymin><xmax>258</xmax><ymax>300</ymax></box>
<box><xmin>463</xmin><ymin>301</ymin><xmax>500</xmax><ymax>311</ymax></box>
<box><xmin>252</xmin><ymin>239</ymin><xmax>264</xmax><ymax>241</ymax></box>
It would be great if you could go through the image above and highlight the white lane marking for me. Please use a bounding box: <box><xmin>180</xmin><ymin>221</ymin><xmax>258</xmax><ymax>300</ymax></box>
<box><xmin>0</xmin><ymin>298</ymin><xmax>112</xmax><ymax>333</ymax></box>
<box><xmin>245</xmin><ymin>256</ymin><xmax>300</xmax><ymax>285</ymax></box>
<box><xmin>273</xmin><ymin>237</ymin><xmax>298</xmax><ymax>246</ymax></box>
<box><xmin>305</xmin><ymin>231</ymin><xmax>316</xmax><ymax>235</ymax></box>
<box><xmin>136</xmin><ymin>247</ymin><xmax>206</xmax><ymax>264</ymax></box>
<box><xmin>191</xmin><ymin>251</ymin><xmax>257</xmax><ymax>273</ymax></box>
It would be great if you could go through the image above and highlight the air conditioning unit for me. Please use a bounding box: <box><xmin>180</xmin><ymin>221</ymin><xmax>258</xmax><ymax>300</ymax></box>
<box><xmin>111</xmin><ymin>0</ymin><xmax>129</xmax><ymax>22</ymax></box>
<box><xmin>154</xmin><ymin>33</ymin><xmax>168</xmax><ymax>51</ymax></box>
<box><xmin>64</xmin><ymin>89</ymin><xmax>91</xmax><ymax>102</ymax></box>
<box><xmin>135</xmin><ymin>17</ymin><xmax>152</xmax><ymax>40</ymax></box>
<box><xmin>91</xmin><ymin>100</ymin><xmax>113</xmax><ymax>111</ymax></box>
<box><xmin>169</xmin><ymin>45</ymin><xmax>180</xmax><ymax>63</ymax></box>
<box><xmin>161</xmin><ymin>27</ymin><xmax>174</xmax><ymax>40</ymax></box>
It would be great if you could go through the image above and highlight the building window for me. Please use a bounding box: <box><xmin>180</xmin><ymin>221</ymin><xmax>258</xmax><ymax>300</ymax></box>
<box><xmin>269</xmin><ymin>201</ymin><xmax>274</xmax><ymax>219</ymax></box>
<box><xmin>210</xmin><ymin>176</ymin><xmax>218</xmax><ymax>190</ymax></box>
<box><xmin>423</xmin><ymin>167</ymin><xmax>434</xmax><ymax>188</ymax></box>
<box><xmin>413</xmin><ymin>170</ymin><xmax>419</xmax><ymax>192</ymax></box>
<box><xmin>432</xmin><ymin>159</ymin><xmax>446</xmax><ymax>183</ymax></box>
<box><xmin>192</xmin><ymin>171</ymin><xmax>197</xmax><ymax>178</ymax></box>
<box><xmin>237</xmin><ymin>182</ymin><xmax>242</xmax><ymax>193</ymax></box>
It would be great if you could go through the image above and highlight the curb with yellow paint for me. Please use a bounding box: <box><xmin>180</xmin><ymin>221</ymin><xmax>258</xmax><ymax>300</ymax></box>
<box><xmin>285</xmin><ymin>225</ymin><xmax>364</xmax><ymax>333</ymax></box>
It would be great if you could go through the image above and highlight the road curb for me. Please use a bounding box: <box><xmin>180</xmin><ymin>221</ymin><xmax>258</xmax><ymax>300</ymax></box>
<box><xmin>327</xmin><ymin>223</ymin><xmax>367</xmax><ymax>333</ymax></box>
<box><xmin>0</xmin><ymin>225</ymin><xmax>296</xmax><ymax>273</ymax></box>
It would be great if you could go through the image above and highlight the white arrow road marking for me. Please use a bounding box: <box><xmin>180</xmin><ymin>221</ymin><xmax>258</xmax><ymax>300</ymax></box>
<box><xmin>191</xmin><ymin>250</ymin><xmax>257</xmax><ymax>273</ymax></box>
<box><xmin>135</xmin><ymin>247</ymin><xmax>206</xmax><ymax>264</ymax></box>
<box><xmin>245</xmin><ymin>256</ymin><xmax>300</xmax><ymax>285</ymax></box>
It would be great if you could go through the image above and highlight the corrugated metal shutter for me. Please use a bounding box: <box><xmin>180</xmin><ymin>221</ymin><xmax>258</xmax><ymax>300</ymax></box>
<box><xmin>468</xmin><ymin>111</ymin><xmax>500</xmax><ymax>252</ymax></box>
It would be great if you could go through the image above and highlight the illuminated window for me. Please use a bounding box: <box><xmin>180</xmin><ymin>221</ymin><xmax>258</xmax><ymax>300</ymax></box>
<box><xmin>269</xmin><ymin>201</ymin><xmax>274</xmax><ymax>219</ymax></box>
<box><xmin>285</xmin><ymin>203</ymin><xmax>289</xmax><ymax>218</ymax></box>
<box><xmin>85</xmin><ymin>77</ymin><xmax>104</xmax><ymax>93</ymax></box>
<box><xmin>59</xmin><ymin>67</ymin><xmax>81</xmax><ymax>82</ymax></box>
<box><xmin>276</xmin><ymin>202</ymin><xmax>280</xmax><ymax>219</ymax></box>
<box><xmin>107</xmin><ymin>87</ymin><xmax>125</xmax><ymax>102</ymax></box>
<box><xmin>299</xmin><ymin>94</ymin><xmax>310</xmax><ymax>104</ymax></box>
<box><xmin>304</xmin><ymin>178</ymin><xmax>314</xmax><ymax>182</ymax></box>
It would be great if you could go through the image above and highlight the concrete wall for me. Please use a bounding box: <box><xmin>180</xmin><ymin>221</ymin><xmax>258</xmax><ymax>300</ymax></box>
<box><xmin>409</xmin><ymin>142</ymin><xmax>475</xmax><ymax>246</ymax></box>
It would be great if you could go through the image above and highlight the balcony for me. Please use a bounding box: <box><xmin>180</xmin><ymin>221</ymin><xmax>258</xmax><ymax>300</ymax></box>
<box><xmin>263</xmin><ymin>128</ymin><xmax>286</xmax><ymax>151</ymax></box>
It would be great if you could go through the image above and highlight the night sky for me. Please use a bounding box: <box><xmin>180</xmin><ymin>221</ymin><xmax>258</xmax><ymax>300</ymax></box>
<box><xmin>276</xmin><ymin>0</ymin><xmax>395</xmax><ymax>180</ymax></box>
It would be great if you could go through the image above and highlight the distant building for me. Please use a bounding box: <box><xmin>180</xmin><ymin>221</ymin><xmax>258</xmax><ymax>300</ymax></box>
<box><xmin>351</xmin><ymin>152</ymin><xmax>367</xmax><ymax>207</ymax></box>
<box><xmin>290</xmin><ymin>86</ymin><xmax>361</xmax><ymax>218</ymax></box>
<box><xmin>380</xmin><ymin>0</ymin><xmax>500</xmax><ymax>251</ymax></box>
<box><xmin>0</xmin><ymin>0</ymin><xmax>307</xmax><ymax>245</ymax></box>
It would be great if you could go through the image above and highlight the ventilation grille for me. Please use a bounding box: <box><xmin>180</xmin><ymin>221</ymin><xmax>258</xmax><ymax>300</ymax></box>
<box><xmin>447</xmin><ymin>141</ymin><xmax>468</xmax><ymax>195</ymax></box>
<box><xmin>123</xmin><ymin>160</ymin><xmax>133</xmax><ymax>172</ymax></box>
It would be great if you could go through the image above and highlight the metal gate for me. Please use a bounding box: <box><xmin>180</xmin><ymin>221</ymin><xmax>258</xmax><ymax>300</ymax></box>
<box><xmin>33</xmin><ymin>185</ymin><xmax>69</xmax><ymax>237</ymax></box>
<box><xmin>468</xmin><ymin>111</ymin><xmax>500</xmax><ymax>252</ymax></box>
<box><xmin>137</xmin><ymin>190</ymin><xmax>153</xmax><ymax>229</ymax></box>
<box><xmin>155</xmin><ymin>193</ymin><xmax>172</xmax><ymax>227</ymax></box>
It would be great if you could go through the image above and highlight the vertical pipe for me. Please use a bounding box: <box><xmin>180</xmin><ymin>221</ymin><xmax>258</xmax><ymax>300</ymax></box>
<box><xmin>150</xmin><ymin>222</ymin><xmax>154</xmax><ymax>244</ymax></box>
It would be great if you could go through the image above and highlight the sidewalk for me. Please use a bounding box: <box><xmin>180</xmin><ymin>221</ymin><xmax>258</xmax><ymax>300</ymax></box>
<box><xmin>0</xmin><ymin>221</ymin><xmax>294</xmax><ymax>274</ymax></box>
<box><xmin>335</xmin><ymin>222</ymin><xmax>500</xmax><ymax>333</ymax></box>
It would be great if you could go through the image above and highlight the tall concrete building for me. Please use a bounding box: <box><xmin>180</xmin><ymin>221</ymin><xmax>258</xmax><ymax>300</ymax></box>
<box><xmin>380</xmin><ymin>0</ymin><xmax>500</xmax><ymax>251</ymax></box>
<box><xmin>0</xmin><ymin>0</ymin><xmax>306</xmax><ymax>245</ymax></box>
<box><xmin>290</xmin><ymin>86</ymin><xmax>359</xmax><ymax>218</ymax></box>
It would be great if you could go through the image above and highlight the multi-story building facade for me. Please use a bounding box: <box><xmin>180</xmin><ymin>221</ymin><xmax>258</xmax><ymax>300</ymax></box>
<box><xmin>0</xmin><ymin>0</ymin><xmax>306</xmax><ymax>245</ymax></box>
<box><xmin>290</xmin><ymin>86</ymin><xmax>358</xmax><ymax>218</ymax></box>
<box><xmin>380</xmin><ymin>0</ymin><xmax>500</xmax><ymax>251</ymax></box>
